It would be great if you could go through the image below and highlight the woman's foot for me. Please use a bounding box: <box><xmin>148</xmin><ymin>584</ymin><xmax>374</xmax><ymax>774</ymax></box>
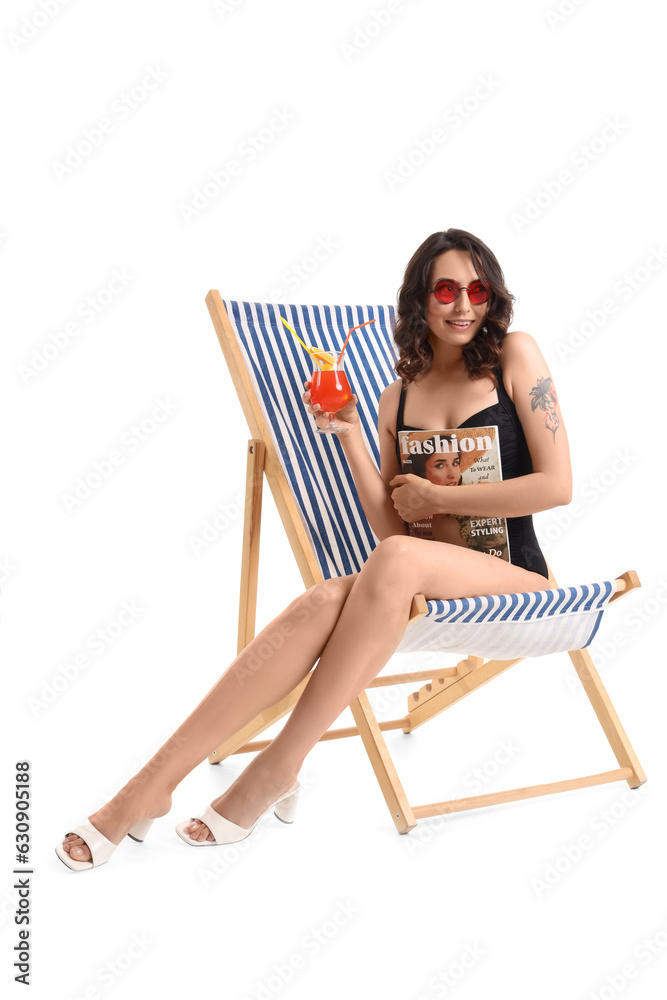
<box><xmin>61</xmin><ymin>776</ymin><xmax>172</xmax><ymax>863</ymax></box>
<box><xmin>185</xmin><ymin>761</ymin><xmax>299</xmax><ymax>843</ymax></box>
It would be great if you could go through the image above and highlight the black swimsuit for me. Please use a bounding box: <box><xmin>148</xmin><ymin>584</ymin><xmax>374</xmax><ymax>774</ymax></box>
<box><xmin>395</xmin><ymin>365</ymin><xmax>549</xmax><ymax>577</ymax></box>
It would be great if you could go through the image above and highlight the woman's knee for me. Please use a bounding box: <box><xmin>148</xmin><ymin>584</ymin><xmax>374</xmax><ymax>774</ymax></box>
<box><xmin>369</xmin><ymin>534</ymin><xmax>415</xmax><ymax>567</ymax></box>
<box><xmin>360</xmin><ymin>535</ymin><xmax>417</xmax><ymax>596</ymax></box>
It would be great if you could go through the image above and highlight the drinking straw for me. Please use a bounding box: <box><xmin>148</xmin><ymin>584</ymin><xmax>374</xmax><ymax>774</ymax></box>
<box><xmin>280</xmin><ymin>316</ymin><xmax>326</xmax><ymax>370</ymax></box>
<box><xmin>337</xmin><ymin>318</ymin><xmax>376</xmax><ymax>365</ymax></box>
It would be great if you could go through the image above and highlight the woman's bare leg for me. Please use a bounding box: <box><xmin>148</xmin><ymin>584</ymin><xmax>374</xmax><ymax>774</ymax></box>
<box><xmin>64</xmin><ymin>537</ymin><xmax>550</xmax><ymax>857</ymax></box>
<box><xmin>62</xmin><ymin>575</ymin><xmax>358</xmax><ymax>860</ymax></box>
<box><xmin>181</xmin><ymin>537</ymin><xmax>550</xmax><ymax>841</ymax></box>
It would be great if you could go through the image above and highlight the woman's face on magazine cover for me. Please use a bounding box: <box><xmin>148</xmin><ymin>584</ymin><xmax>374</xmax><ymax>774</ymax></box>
<box><xmin>424</xmin><ymin>249</ymin><xmax>488</xmax><ymax>346</ymax></box>
<box><xmin>425</xmin><ymin>451</ymin><xmax>461</xmax><ymax>486</ymax></box>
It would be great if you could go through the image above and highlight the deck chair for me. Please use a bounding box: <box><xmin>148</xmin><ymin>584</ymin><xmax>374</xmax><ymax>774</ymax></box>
<box><xmin>204</xmin><ymin>291</ymin><xmax>646</xmax><ymax>834</ymax></box>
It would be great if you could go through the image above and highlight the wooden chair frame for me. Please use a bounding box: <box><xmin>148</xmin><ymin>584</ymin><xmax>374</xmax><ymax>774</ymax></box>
<box><xmin>205</xmin><ymin>290</ymin><xmax>646</xmax><ymax>834</ymax></box>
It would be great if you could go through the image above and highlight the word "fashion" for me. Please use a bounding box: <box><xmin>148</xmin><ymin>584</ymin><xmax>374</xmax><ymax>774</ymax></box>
<box><xmin>399</xmin><ymin>433</ymin><xmax>492</xmax><ymax>456</ymax></box>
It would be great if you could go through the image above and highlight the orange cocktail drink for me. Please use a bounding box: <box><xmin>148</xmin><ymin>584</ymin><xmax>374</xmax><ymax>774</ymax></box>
<box><xmin>308</xmin><ymin>350</ymin><xmax>351</xmax><ymax>434</ymax></box>
<box><xmin>309</xmin><ymin>368</ymin><xmax>351</xmax><ymax>412</ymax></box>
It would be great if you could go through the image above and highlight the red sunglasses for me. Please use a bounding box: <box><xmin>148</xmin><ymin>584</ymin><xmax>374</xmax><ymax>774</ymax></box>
<box><xmin>429</xmin><ymin>278</ymin><xmax>490</xmax><ymax>304</ymax></box>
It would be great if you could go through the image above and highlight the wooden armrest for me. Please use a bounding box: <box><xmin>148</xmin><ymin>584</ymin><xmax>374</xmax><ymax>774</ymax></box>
<box><xmin>609</xmin><ymin>570</ymin><xmax>641</xmax><ymax>604</ymax></box>
<box><xmin>408</xmin><ymin>593</ymin><xmax>427</xmax><ymax>626</ymax></box>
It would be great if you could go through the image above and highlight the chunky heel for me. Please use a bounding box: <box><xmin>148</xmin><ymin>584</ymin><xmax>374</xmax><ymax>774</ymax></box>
<box><xmin>175</xmin><ymin>781</ymin><xmax>301</xmax><ymax>846</ymax></box>
<box><xmin>274</xmin><ymin>784</ymin><xmax>300</xmax><ymax>824</ymax></box>
<box><xmin>127</xmin><ymin>818</ymin><xmax>155</xmax><ymax>843</ymax></box>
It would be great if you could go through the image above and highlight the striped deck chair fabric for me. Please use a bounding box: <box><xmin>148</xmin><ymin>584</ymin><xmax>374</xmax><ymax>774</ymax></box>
<box><xmin>222</xmin><ymin>298</ymin><xmax>393</xmax><ymax>578</ymax></box>
<box><xmin>221</xmin><ymin>298</ymin><xmax>618</xmax><ymax>659</ymax></box>
<box><xmin>395</xmin><ymin>581</ymin><xmax>618</xmax><ymax>658</ymax></box>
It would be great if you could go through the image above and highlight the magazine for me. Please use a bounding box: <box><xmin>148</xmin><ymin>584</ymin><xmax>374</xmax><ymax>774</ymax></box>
<box><xmin>396</xmin><ymin>425</ymin><xmax>511</xmax><ymax>562</ymax></box>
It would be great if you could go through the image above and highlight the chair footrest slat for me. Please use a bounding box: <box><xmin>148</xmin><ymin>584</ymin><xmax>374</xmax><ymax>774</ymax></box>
<box><xmin>367</xmin><ymin>667</ymin><xmax>459</xmax><ymax>687</ymax></box>
<box><xmin>230</xmin><ymin>717</ymin><xmax>410</xmax><ymax>752</ymax></box>
<box><xmin>412</xmin><ymin>767</ymin><xmax>634</xmax><ymax>818</ymax></box>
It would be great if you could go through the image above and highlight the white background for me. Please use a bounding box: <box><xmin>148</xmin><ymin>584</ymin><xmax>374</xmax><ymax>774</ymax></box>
<box><xmin>3</xmin><ymin>1</ymin><xmax>666</xmax><ymax>998</ymax></box>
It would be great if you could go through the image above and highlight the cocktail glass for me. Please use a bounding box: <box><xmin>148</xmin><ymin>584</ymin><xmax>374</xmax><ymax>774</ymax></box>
<box><xmin>309</xmin><ymin>353</ymin><xmax>352</xmax><ymax>434</ymax></box>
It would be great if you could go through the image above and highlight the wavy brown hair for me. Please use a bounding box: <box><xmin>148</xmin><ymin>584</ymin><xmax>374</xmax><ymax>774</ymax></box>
<box><xmin>393</xmin><ymin>229</ymin><xmax>515</xmax><ymax>387</ymax></box>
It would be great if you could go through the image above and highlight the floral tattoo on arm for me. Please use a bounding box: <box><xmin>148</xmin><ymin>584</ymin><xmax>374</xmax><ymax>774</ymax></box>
<box><xmin>530</xmin><ymin>377</ymin><xmax>560</xmax><ymax>442</ymax></box>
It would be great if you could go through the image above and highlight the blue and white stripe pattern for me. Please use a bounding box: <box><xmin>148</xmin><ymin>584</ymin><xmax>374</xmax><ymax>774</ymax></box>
<box><xmin>395</xmin><ymin>580</ymin><xmax>617</xmax><ymax>657</ymax></box>
<box><xmin>223</xmin><ymin>298</ymin><xmax>618</xmax><ymax>659</ymax></box>
<box><xmin>224</xmin><ymin>299</ymin><xmax>397</xmax><ymax>578</ymax></box>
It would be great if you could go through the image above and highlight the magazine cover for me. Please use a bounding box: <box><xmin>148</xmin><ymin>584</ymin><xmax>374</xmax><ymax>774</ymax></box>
<box><xmin>397</xmin><ymin>425</ymin><xmax>511</xmax><ymax>562</ymax></box>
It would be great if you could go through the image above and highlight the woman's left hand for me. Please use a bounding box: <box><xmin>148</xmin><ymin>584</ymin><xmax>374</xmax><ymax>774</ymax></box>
<box><xmin>389</xmin><ymin>474</ymin><xmax>441</xmax><ymax>522</ymax></box>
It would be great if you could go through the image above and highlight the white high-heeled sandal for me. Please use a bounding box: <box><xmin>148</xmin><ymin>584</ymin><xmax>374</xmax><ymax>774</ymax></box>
<box><xmin>55</xmin><ymin>817</ymin><xmax>155</xmax><ymax>872</ymax></box>
<box><xmin>175</xmin><ymin>782</ymin><xmax>300</xmax><ymax>847</ymax></box>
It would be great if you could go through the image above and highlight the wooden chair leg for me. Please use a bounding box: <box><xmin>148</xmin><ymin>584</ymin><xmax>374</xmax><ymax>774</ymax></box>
<box><xmin>237</xmin><ymin>439</ymin><xmax>265</xmax><ymax>653</ymax></box>
<box><xmin>209</xmin><ymin>437</ymin><xmax>276</xmax><ymax>764</ymax></box>
<box><xmin>349</xmin><ymin>691</ymin><xmax>416</xmax><ymax>834</ymax></box>
<box><xmin>548</xmin><ymin>561</ymin><xmax>646</xmax><ymax>788</ymax></box>
<box><xmin>568</xmin><ymin>647</ymin><xmax>646</xmax><ymax>788</ymax></box>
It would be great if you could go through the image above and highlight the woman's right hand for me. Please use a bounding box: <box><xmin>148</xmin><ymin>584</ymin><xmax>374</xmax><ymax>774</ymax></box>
<box><xmin>302</xmin><ymin>380</ymin><xmax>360</xmax><ymax>436</ymax></box>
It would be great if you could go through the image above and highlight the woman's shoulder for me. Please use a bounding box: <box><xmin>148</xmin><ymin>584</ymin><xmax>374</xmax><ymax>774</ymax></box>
<box><xmin>499</xmin><ymin>330</ymin><xmax>543</xmax><ymax>374</ymax></box>
<box><xmin>378</xmin><ymin>377</ymin><xmax>404</xmax><ymax>434</ymax></box>
<box><xmin>379</xmin><ymin>377</ymin><xmax>404</xmax><ymax>403</ymax></box>
<box><xmin>499</xmin><ymin>330</ymin><xmax>548</xmax><ymax>399</ymax></box>
<box><xmin>500</xmin><ymin>329</ymin><xmax>539</xmax><ymax>359</ymax></box>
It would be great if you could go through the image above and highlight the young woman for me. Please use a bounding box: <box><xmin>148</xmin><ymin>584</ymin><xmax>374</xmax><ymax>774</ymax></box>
<box><xmin>57</xmin><ymin>228</ymin><xmax>570</xmax><ymax>870</ymax></box>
